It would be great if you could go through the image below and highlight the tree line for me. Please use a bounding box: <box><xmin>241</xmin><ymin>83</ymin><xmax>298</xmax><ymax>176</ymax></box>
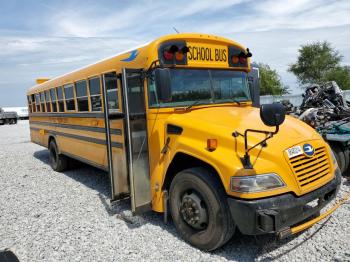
<box><xmin>258</xmin><ymin>41</ymin><xmax>350</xmax><ymax>95</ymax></box>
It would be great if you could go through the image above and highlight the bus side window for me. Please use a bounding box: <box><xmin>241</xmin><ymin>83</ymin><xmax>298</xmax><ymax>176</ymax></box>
<box><xmin>50</xmin><ymin>88</ymin><xmax>58</xmax><ymax>112</ymax></box>
<box><xmin>31</xmin><ymin>94</ymin><xmax>36</xmax><ymax>112</ymax></box>
<box><xmin>27</xmin><ymin>95</ymin><xmax>32</xmax><ymax>113</ymax></box>
<box><xmin>103</xmin><ymin>72</ymin><xmax>119</xmax><ymax>111</ymax></box>
<box><xmin>88</xmin><ymin>77</ymin><xmax>102</xmax><ymax>112</ymax></box>
<box><xmin>40</xmin><ymin>92</ymin><xmax>46</xmax><ymax>112</ymax></box>
<box><xmin>75</xmin><ymin>80</ymin><xmax>89</xmax><ymax>112</ymax></box>
<box><xmin>64</xmin><ymin>84</ymin><xmax>75</xmax><ymax>111</ymax></box>
<box><xmin>57</xmin><ymin>87</ymin><xmax>65</xmax><ymax>112</ymax></box>
<box><xmin>45</xmin><ymin>90</ymin><xmax>51</xmax><ymax>112</ymax></box>
<box><xmin>35</xmin><ymin>93</ymin><xmax>40</xmax><ymax>112</ymax></box>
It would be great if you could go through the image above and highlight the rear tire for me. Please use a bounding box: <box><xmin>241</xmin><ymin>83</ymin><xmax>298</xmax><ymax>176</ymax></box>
<box><xmin>331</xmin><ymin>144</ymin><xmax>346</xmax><ymax>174</ymax></box>
<box><xmin>169</xmin><ymin>167</ymin><xmax>235</xmax><ymax>251</ymax></box>
<box><xmin>343</xmin><ymin>149</ymin><xmax>349</xmax><ymax>172</ymax></box>
<box><xmin>49</xmin><ymin>140</ymin><xmax>68</xmax><ymax>172</ymax></box>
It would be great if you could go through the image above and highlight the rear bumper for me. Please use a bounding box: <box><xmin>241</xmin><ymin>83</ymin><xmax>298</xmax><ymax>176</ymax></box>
<box><xmin>227</xmin><ymin>170</ymin><xmax>342</xmax><ymax>235</ymax></box>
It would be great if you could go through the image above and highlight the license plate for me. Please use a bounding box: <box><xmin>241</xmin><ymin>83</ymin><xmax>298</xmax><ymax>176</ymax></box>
<box><xmin>306</xmin><ymin>198</ymin><xmax>319</xmax><ymax>209</ymax></box>
<box><xmin>286</xmin><ymin>146</ymin><xmax>303</xmax><ymax>158</ymax></box>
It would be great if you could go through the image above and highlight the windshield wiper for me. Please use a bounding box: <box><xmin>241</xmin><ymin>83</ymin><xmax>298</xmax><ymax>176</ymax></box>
<box><xmin>183</xmin><ymin>97</ymin><xmax>243</xmax><ymax>111</ymax></box>
<box><xmin>230</xmin><ymin>98</ymin><xmax>241</xmax><ymax>105</ymax></box>
<box><xmin>185</xmin><ymin>98</ymin><xmax>241</xmax><ymax>111</ymax></box>
<box><xmin>185</xmin><ymin>100</ymin><xmax>202</xmax><ymax>111</ymax></box>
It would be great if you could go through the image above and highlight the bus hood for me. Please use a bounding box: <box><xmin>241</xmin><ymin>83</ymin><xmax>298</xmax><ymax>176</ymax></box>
<box><xmin>168</xmin><ymin>105</ymin><xmax>321</xmax><ymax>145</ymax></box>
<box><xmin>169</xmin><ymin>106</ymin><xmax>320</xmax><ymax>142</ymax></box>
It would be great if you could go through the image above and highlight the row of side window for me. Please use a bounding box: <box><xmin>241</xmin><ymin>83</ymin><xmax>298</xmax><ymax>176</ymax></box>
<box><xmin>27</xmin><ymin>72</ymin><xmax>119</xmax><ymax>114</ymax></box>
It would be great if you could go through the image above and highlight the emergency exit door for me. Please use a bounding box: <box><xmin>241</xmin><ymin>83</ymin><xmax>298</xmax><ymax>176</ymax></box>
<box><xmin>121</xmin><ymin>68</ymin><xmax>151</xmax><ymax>214</ymax></box>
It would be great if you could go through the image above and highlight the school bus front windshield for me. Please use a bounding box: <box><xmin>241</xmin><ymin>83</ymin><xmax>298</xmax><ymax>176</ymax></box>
<box><xmin>148</xmin><ymin>69</ymin><xmax>251</xmax><ymax>108</ymax></box>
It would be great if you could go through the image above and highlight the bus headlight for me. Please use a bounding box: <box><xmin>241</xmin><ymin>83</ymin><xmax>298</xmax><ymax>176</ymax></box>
<box><xmin>231</xmin><ymin>173</ymin><xmax>285</xmax><ymax>193</ymax></box>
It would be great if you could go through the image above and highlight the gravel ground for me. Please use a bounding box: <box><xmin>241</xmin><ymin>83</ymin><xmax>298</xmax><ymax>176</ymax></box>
<box><xmin>1</xmin><ymin>120</ymin><xmax>350</xmax><ymax>262</ymax></box>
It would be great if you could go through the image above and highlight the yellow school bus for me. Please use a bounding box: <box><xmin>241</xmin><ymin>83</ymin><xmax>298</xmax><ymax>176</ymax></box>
<box><xmin>27</xmin><ymin>33</ymin><xmax>342</xmax><ymax>251</ymax></box>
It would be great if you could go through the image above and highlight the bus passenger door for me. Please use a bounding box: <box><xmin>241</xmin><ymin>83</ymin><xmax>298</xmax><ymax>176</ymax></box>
<box><xmin>121</xmin><ymin>68</ymin><xmax>151</xmax><ymax>214</ymax></box>
<box><xmin>102</xmin><ymin>72</ymin><xmax>129</xmax><ymax>201</ymax></box>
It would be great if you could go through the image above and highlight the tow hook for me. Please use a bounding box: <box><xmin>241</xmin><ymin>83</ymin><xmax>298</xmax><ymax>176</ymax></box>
<box><xmin>277</xmin><ymin>227</ymin><xmax>292</xmax><ymax>239</ymax></box>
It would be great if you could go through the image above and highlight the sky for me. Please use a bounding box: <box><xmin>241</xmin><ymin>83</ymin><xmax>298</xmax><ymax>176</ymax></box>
<box><xmin>0</xmin><ymin>0</ymin><xmax>349</xmax><ymax>106</ymax></box>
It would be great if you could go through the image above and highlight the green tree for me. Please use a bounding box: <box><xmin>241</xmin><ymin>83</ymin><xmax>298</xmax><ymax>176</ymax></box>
<box><xmin>288</xmin><ymin>41</ymin><xmax>350</xmax><ymax>89</ymax></box>
<box><xmin>258</xmin><ymin>63</ymin><xmax>290</xmax><ymax>95</ymax></box>
<box><xmin>325</xmin><ymin>66</ymin><xmax>350</xmax><ymax>89</ymax></box>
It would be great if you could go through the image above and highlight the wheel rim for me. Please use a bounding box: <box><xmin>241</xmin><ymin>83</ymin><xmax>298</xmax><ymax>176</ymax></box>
<box><xmin>180</xmin><ymin>190</ymin><xmax>208</xmax><ymax>230</ymax></box>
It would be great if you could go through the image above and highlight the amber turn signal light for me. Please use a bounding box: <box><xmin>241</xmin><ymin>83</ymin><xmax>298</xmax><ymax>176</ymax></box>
<box><xmin>207</xmin><ymin>139</ymin><xmax>218</xmax><ymax>151</ymax></box>
<box><xmin>231</xmin><ymin>56</ymin><xmax>239</xmax><ymax>64</ymax></box>
<box><xmin>175</xmin><ymin>51</ymin><xmax>184</xmax><ymax>61</ymax></box>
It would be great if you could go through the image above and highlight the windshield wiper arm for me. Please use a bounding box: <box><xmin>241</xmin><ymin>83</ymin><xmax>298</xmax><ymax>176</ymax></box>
<box><xmin>185</xmin><ymin>100</ymin><xmax>202</xmax><ymax>111</ymax></box>
<box><xmin>231</xmin><ymin>98</ymin><xmax>241</xmax><ymax>105</ymax></box>
<box><xmin>183</xmin><ymin>97</ymin><xmax>242</xmax><ymax>111</ymax></box>
<box><xmin>185</xmin><ymin>98</ymin><xmax>240</xmax><ymax>111</ymax></box>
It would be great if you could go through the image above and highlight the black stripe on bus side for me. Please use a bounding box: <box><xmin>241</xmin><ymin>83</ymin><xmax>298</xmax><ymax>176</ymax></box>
<box><xmin>30</xmin><ymin>121</ymin><xmax>122</xmax><ymax>135</ymax></box>
<box><xmin>30</xmin><ymin>127</ymin><xmax>123</xmax><ymax>148</ymax></box>
<box><xmin>29</xmin><ymin>112</ymin><xmax>125</xmax><ymax>119</ymax></box>
<box><xmin>29</xmin><ymin>112</ymin><xmax>105</xmax><ymax>118</ymax></box>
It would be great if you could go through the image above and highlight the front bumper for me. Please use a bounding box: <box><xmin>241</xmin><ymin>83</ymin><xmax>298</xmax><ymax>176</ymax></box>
<box><xmin>227</xmin><ymin>171</ymin><xmax>341</xmax><ymax>235</ymax></box>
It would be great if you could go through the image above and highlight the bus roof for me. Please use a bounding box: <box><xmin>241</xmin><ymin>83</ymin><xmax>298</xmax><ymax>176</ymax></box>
<box><xmin>27</xmin><ymin>33</ymin><xmax>246</xmax><ymax>95</ymax></box>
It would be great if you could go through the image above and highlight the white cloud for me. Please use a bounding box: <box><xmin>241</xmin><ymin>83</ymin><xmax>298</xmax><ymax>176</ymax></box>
<box><xmin>253</xmin><ymin>0</ymin><xmax>317</xmax><ymax>16</ymax></box>
<box><xmin>0</xmin><ymin>0</ymin><xmax>350</xmax><ymax>105</ymax></box>
<box><xmin>179</xmin><ymin>0</ymin><xmax>246</xmax><ymax>16</ymax></box>
<box><xmin>0</xmin><ymin>38</ymin><xmax>43</xmax><ymax>55</ymax></box>
<box><xmin>49</xmin><ymin>0</ymin><xmax>247</xmax><ymax>37</ymax></box>
<box><xmin>51</xmin><ymin>5</ymin><xmax>147</xmax><ymax>37</ymax></box>
<box><xmin>198</xmin><ymin>0</ymin><xmax>350</xmax><ymax>34</ymax></box>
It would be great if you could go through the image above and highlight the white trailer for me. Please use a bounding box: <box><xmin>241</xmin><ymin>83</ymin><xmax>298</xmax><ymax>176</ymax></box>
<box><xmin>0</xmin><ymin>108</ymin><xmax>18</xmax><ymax>125</ymax></box>
<box><xmin>3</xmin><ymin>107</ymin><xmax>28</xmax><ymax>119</ymax></box>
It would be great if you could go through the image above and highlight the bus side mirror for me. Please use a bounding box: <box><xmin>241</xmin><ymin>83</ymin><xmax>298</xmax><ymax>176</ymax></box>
<box><xmin>260</xmin><ymin>103</ymin><xmax>285</xmax><ymax>127</ymax></box>
<box><xmin>155</xmin><ymin>68</ymin><xmax>172</xmax><ymax>101</ymax></box>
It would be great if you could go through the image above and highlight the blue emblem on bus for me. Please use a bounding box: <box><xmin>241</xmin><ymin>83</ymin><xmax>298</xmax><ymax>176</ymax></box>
<box><xmin>303</xmin><ymin>143</ymin><xmax>314</xmax><ymax>157</ymax></box>
<box><xmin>121</xmin><ymin>50</ymin><xmax>139</xmax><ymax>62</ymax></box>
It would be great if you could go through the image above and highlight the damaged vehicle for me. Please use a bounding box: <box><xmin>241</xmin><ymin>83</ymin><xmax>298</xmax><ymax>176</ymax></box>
<box><xmin>279</xmin><ymin>81</ymin><xmax>350</xmax><ymax>173</ymax></box>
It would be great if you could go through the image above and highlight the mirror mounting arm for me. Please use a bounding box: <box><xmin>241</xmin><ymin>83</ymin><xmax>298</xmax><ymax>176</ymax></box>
<box><xmin>244</xmin><ymin>125</ymin><xmax>279</xmax><ymax>153</ymax></box>
<box><xmin>144</xmin><ymin>59</ymin><xmax>177</xmax><ymax>80</ymax></box>
<box><xmin>143</xmin><ymin>59</ymin><xmax>160</xmax><ymax>79</ymax></box>
<box><xmin>233</xmin><ymin>126</ymin><xmax>279</xmax><ymax>169</ymax></box>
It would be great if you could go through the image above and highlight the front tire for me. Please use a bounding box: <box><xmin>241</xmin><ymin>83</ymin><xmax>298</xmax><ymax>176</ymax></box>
<box><xmin>49</xmin><ymin>140</ymin><xmax>68</xmax><ymax>172</ymax></box>
<box><xmin>169</xmin><ymin>167</ymin><xmax>235</xmax><ymax>251</ymax></box>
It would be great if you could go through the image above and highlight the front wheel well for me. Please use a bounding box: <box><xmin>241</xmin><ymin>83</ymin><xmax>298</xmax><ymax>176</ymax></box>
<box><xmin>162</xmin><ymin>152</ymin><xmax>225</xmax><ymax>192</ymax></box>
